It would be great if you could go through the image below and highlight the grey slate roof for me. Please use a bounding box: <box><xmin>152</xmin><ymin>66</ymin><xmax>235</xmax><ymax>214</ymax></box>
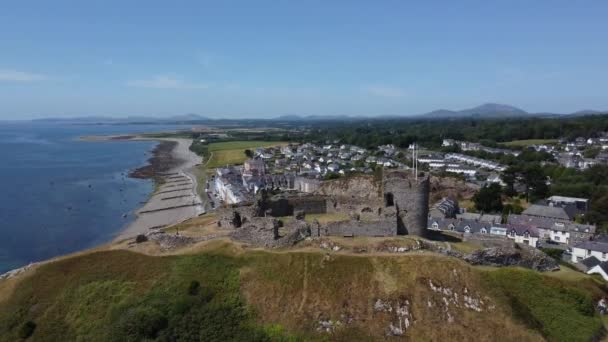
<box><xmin>522</xmin><ymin>204</ymin><xmax>571</xmax><ymax>220</ymax></box>
<box><xmin>581</xmin><ymin>256</ymin><xmax>601</xmax><ymax>269</ymax></box>
<box><xmin>574</xmin><ymin>241</ymin><xmax>608</xmax><ymax>253</ymax></box>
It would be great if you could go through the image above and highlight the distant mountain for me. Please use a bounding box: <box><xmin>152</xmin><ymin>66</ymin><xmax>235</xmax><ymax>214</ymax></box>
<box><xmin>274</xmin><ymin>114</ymin><xmax>355</xmax><ymax>121</ymax></box>
<box><xmin>568</xmin><ymin>109</ymin><xmax>607</xmax><ymax>117</ymax></box>
<box><xmin>421</xmin><ymin>103</ymin><xmax>530</xmax><ymax>118</ymax></box>
<box><xmin>32</xmin><ymin>114</ymin><xmax>211</xmax><ymax>124</ymax></box>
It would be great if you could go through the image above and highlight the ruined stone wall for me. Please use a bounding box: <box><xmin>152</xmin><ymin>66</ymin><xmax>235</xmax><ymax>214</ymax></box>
<box><xmin>264</xmin><ymin>194</ymin><xmax>327</xmax><ymax>217</ymax></box>
<box><xmin>383</xmin><ymin>171</ymin><xmax>430</xmax><ymax>237</ymax></box>
<box><xmin>317</xmin><ymin>220</ymin><xmax>397</xmax><ymax>237</ymax></box>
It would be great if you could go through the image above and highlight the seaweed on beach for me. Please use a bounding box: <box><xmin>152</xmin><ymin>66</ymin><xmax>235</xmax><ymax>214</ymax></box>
<box><xmin>129</xmin><ymin>141</ymin><xmax>182</xmax><ymax>181</ymax></box>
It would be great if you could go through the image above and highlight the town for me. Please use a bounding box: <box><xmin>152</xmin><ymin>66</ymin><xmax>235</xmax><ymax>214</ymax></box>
<box><xmin>204</xmin><ymin>133</ymin><xmax>608</xmax><ymax>281</ymax></box>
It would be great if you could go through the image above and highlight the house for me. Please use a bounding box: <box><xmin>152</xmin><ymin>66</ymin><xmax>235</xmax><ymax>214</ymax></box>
<box><xmin>486</xmin><ymin>173</ymin><xmax>506</xmax><ymax>186</ymax></box>
<box><xmin>506</xmin><ymin>225</ymin><xmax>539</xmax><ymax>247</ymax></box>
<box><xmin>521</xmin><ymin>204</ymin><xmax>572</xmax><ymax>221</ymax></box>
<box><xmin>456</xmin><ymin>212</ymin><xmax>501</xmax><ymax>224</ymax></box>
<box><xmin>429</xmin><ymin>197</ymin><xmax>459</xmax><ymax>219</ymax></box>
<box><xmin>244</xmin><ymin>159</ymin><xmax>265</xmax><ymax>175</ymax></box>
<box><xmin>571</xmin><ymin>240</ymin><xmax>608</xmax><ymax>263</ymax></box>
<box><xmin>327</xmin><ymin>163</ymin><xmax>340</xmax><ymax>173</ymax></box>
<box><xmin>547</xmin><ymin>195</ymin><xmax>589</xmax><ymax>213</ymax></box>
<box><xmin>587</xmin><ymin>262</ymin><xmax>608</xmax><ymax>281</ymax></box>
<box><xmin>577</xmin><ymin>256</ymin><xmax>601</xmax><ymax>272</ymax></box>
<box><xmin>442</xmin><ymin>139</ymin><xmax>456</xmax><ymax>147</ymax></box>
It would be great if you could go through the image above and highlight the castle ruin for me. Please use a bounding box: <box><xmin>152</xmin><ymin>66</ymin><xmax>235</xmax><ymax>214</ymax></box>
<box><xmin>217</xmin><ymin>170</ymin><xmax>430</xmax><ymax>247</ymax></box>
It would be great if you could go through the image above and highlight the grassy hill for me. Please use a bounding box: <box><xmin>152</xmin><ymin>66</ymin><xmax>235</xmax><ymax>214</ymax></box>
<box><xmin>0</xmin><ymin>240</ymin><xmax>606</xmax><ymax>341</ymax></box>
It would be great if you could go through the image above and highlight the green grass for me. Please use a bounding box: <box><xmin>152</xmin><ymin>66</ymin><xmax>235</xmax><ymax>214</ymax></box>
<box><xmin>206</xmin><ymin>141</ymin><xmax>288</xmax><ymax>168</ymax></box>
<box><xmin>502</xmin><ymin>139</ymin><xmax>558</xmax><ymax>147</ymax></box>
<box><xmin>304</xmin><ymin>212</ymin><xmax>350</xmax><ymax>224</ymax></box>
<box><xmin>0</xmin><ymin>250</ymin><xmax>296</xmax><ymax>342</ymax></box>
<box><xmin>1</xmin><ymin>244</ymin><xmax>606</xmax><ymax>341</ymax></box>
<box><xmin>481</xmin><ymin>268</ymin><xmax>603</xmax><ymax>342</ymax></box>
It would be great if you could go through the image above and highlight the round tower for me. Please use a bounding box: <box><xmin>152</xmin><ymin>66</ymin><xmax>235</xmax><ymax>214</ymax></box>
<box><xmin>382</xmin><ymin>171</ymin><xmax>430</xmax><ymax>237</ymax></box>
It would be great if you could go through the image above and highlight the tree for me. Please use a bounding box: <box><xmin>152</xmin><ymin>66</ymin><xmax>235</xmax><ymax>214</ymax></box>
<box><xmin>473</xmin><ymin>183</ymin><xmax>503</xmax><ymax>213</ymax></box>
<box><xmin>502</xmin><ymin>167</ymin><xmax>518</xmax><ymax>197</ymax></box>
<box><xmin>520</xmin><ymin>164</ymin><xmax>549</xmax><ymax>202</ymax></box>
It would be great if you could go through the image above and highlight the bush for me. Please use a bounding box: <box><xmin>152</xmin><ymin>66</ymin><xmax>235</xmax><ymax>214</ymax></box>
<box><xmin>188</xmin><ymin>280</ymin><xmax>201</xmax><ymax>296</ymax></box>
<box><xmin>135</xmin><ymin>234</ymin><xmax>148</xmax><ymax>243</ymax></box>
<box><xmin>113</xmin><ymin>307</ymin><xmax>168</xmax><ymax>340</ymax></box>
<box><xmin>18</xmin><ymin>321</ymin><xmax>36</xmax><ymax>339</ymax></box>
<box><xmin>540</xmin><ymin>248</ymin><xmax>564</xmax><ymax>261</ymax></box>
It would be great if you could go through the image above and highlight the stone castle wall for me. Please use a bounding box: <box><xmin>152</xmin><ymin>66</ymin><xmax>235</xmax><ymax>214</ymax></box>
<box><xmin>264</xmin><ymin>194</ymin><xmax>327</xmax><ymax>217</ymax></box>
<box><xmin>317</xmin><ymin>220</ymin><xmax>397</xmax><ymax>237</ymax></box>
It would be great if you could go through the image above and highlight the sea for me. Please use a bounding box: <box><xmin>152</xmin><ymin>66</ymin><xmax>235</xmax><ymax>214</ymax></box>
<box><xmin>0</xmin><ymin>121</ymin><xmax>185</xmax><ymax>274</ymax></box>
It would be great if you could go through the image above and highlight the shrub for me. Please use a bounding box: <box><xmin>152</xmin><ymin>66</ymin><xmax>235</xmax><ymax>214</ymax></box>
<box><xmin>18</xmin><ymin>321</ymin><xmax>36</xmax><ymax>339</ymax></box>
<box><xmin>135</xmin><ymin>234</ymin><xmax>148</xmax><ymax>243</ymax></box>
<box><xmin>188</xmin><ymin>280</ymin><xmax>201</xmax><ymax>296</ymax></box>
<box><xmin>113</xmin><ymin>307</ymin><xmax>168</xmax><ymax>340</ymax></box>
<box><xmin>540</xmin><ymin>248</ymin><xmax>564</xmax><ymax>261</ymax></box>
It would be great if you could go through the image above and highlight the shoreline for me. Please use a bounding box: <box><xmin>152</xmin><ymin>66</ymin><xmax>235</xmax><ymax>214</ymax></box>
<box><xmin>82</xmin><ymin>133</ymin><xmax>205</xmax><ymax>241</ymax></box>
<box><xmin>115</xmin><ymin>137</ymin><xmax>204</xmax><ymax>241</ymax></box>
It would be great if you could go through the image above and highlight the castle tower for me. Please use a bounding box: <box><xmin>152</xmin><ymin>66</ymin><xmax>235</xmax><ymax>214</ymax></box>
<box><xmin>382</xmin><ymin>170</ymin><xmax>430</xmax><ymax>237</ymax></box>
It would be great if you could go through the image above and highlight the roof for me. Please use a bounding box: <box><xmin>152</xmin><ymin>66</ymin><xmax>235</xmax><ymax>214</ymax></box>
<box><xmin>548</xmin><ymin>195</ymin><xmax>588</xmax><ymax>203</ymax></box>
<box><xmin>522</xmin><ymin>204</ymin><xmax>572</xmax><ymax>220</ymax></box>
<box><xmin>590</xmin><ymin>261</ymin><xmax>608</xmax><ymax>275</ymax></box>
<box><xmin>574</xmin><ymin>241</ymin><xmax>608</xmax><ymax>253</ymax></box>
<box><xmin>580</xmin><ymin>256</ymin><xmax>601</xmax><ymax>269</ymax></box>
<box><xmin>456</xmin><ymin>212</ymin><xmax>482</xmax><ymax>221</ymax></box>
<box><xmin>508</xmin><ymin>224</ymin><xmax>540</xmax><ymax>238</ymax></box>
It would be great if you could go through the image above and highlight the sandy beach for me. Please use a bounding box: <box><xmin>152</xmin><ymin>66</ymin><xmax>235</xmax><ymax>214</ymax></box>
<box><xmin>115</xmin><ymin>138</ymin><xmax>205</xmax><ymax>241</ymax></box>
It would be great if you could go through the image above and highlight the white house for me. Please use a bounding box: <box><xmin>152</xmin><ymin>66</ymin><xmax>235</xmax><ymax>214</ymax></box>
<box><xmin>587</xmin><ymin>263</ymin><xmax>608</xmax><ymax>281</ymax></box>
<box><xmin>505</xmin><ymin>225</ymin><xmax>539</xmax><ymax>247</ymax></box>
<box><xmin>571</xmin><ymin>240</ymin><xmax>608</xmax><ymax>263</ymax></box>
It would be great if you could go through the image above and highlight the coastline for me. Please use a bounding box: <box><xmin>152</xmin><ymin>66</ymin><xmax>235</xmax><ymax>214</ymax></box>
<box><xmin>81</xmin><ymin>133</ymin><xmax>205</xmax><ymax>241</ymax></box>
<box><xmin>115</xmin><ymin>137</ymin><xmax>204</xmax><ymax>241</ymax></box>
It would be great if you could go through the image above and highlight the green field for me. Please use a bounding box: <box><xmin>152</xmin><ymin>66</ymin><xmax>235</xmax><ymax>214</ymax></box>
<box><xmin>206</xmin><ymin>141</ymin><xmax>288</xmax><ymax>168</ymax></box>
<box><xmin>502</xmin><ymin>139</ymin><xmax>558</xmax><ymax>147</ymax></box>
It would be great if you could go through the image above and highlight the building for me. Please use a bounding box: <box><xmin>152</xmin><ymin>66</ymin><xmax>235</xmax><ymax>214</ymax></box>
<box><xmin>571</xmin><ymin>240</ymin><xmax>608</xmax><ymax>263</ymax></box>
<box><xmin>244</xmin><ymin>159</ymin><xmax>266</xmax><ymax>175</ymax></box>
<box><xmin>427</xmin><ymin>218</ymin><xmax>538</xmax><ymax>247</ymax></box>
<box><xmin>547</xmin><ymin>195</ymin><xmax>589</xmax><ymax>213</ymax></box>
<box><xmin>506</xmin><ymin>225</ymin><xmax>539</xmax><ymax>247</ymax></box>
<box><xmin>587</xmin><ymin>262</ymin><xmax>608</xmax><ymax>281</ymax></box>
<box><xmin>429</xmin><ymin>197</ymin><xmax>459</xmax><ymax>219</ymax></box>
<box><xmin>521</xmin><ymin>204</ymin><xmax>572</xmax><ymax>221</ymax></box>
<box><xmin>507</xmin><ymin>213</ymin><xmax>595</xmax><ymax>245</ymax></box>
<box><xmin>294</xmin><ymin>176</ymin><xmax>322</xmax><ymax>193</ymax></box>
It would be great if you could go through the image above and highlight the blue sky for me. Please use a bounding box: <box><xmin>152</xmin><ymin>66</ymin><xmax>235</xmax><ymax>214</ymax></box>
<box><xmin>1</xmin><ymin>1</ymin><xmax>607</xmax><ymax>119</ymax></box>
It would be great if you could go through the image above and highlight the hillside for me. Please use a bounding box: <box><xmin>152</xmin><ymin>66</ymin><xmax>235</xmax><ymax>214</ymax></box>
<box><xmin>1</xmin><ymin>226</ymin><xmax>606</xmax><ymax>341</ymax></box>
<box><xmin>422</xmin><ymin>103</ymin><xmax>531</xmax><ymax>119</ymax></box>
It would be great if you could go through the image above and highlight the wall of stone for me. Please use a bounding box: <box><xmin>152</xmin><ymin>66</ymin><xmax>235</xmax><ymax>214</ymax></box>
<box><xmin>318</xmin><ymin>220</ymin><xmax>397</xmax><ymax>237</ymax></box>
<box><xmin>383</xmin><ymin>171</ymin><xmax>430</xmax><ymax>237</ymax></box>
<box><xmin>264</xmin><ymin>194</ymin><xmax>327</xmax><ymax>217</ymax></box>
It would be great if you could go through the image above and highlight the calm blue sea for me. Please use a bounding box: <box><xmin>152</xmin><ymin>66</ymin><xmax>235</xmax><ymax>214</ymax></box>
<box><xmin>0</xmin><ymin>122</ymin><xmax>184</xmax><ymax>274</ymax></box>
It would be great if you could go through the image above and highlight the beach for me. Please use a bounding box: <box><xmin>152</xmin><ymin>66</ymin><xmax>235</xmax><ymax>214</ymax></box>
<box><xmin>115</xmin><ymin>137</ymin><xmax>204</xmax><ymax>241</ymax></box>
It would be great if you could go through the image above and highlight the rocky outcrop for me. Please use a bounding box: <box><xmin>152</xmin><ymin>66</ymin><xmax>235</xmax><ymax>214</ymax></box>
<box><xmin>316</xmin><ymin>175</ymin><xmax>380</xmax><ymax>200</ymax></box>
<box><xmin>464</xmin><ymin>246</ymin><xmax>559</xmax><ymax>272</ymax></box>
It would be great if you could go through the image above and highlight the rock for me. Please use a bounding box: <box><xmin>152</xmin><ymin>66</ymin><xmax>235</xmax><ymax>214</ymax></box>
<box><xmin>463</xmin><ymin>246</ymin><xmax>559</xmax><ymax>272</ymax></box>
<box><xmin>598</xmin><ymin>298</ymin><xmax>608</xmax><ymax>315</ymax></box>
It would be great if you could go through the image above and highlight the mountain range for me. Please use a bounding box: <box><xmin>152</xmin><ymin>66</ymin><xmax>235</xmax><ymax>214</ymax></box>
<box><xmin>26</xmin><ymin>104</ymin><xmax>606</xmax><ymax>123</ymax></box>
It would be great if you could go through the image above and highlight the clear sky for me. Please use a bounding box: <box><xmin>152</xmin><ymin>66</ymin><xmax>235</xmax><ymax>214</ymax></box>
<box><xmin>1</xmin><ymin>1</ymin><xmax>607</xmax><ymax>119</ymax></box>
